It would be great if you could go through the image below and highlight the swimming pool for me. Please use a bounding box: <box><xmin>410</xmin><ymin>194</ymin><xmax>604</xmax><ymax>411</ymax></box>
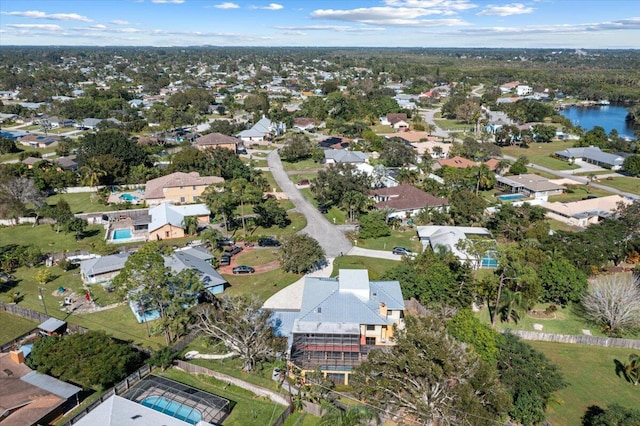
<box><xmin>120</xmin><ymin>193</ymin><xmax>140</xmax><ymax>201</ymax></box>
<box><xmin>141</xmin><ymin>396</ymin><xmax>202</xmax><ymax>425</ymax></box>
<box><xmin>112</xmin><ymin>229</ymin><xmax>132</xmax><ymax>240</ymax></box>
<box><xmin>497</xmin><ymin>193</ymin><xmax>526</xmax><ymax>201</ymax></box>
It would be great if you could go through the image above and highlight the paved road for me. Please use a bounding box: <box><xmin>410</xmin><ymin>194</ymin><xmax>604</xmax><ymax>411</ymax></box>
<box><xmin>502</xmin><ymin>154</ymin><xmax>639</xmax><ymax>200</ymax></box>
<box><xmin>267</xmin><ymin>149</ymin><xmax>353</xmax><ymax>257</ymax></box>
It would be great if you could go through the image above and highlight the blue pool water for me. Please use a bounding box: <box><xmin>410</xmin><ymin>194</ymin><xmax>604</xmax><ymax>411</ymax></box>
<box><xmin>481</xmin><ymin>255</ymin><xmax>499</xmax><ymax>268</ymax></box>
<box><xmin>120</xmin><ymin>193</ymin><xmax>139</xmax><ymax>201</ymax></box>
<box><xmin>497</xmin><ymin>193</ymin><xmax>526</xmax><ymax>201</ymax></box>
<box><xmin>112</xmin><ymin>229</ymin><xmax>132</xmax><ymax>240</ymax></box>
<box><xmin>141</xmin><ymin>396</ymin><xmax>202</xmax><ymax>424</ymax></box>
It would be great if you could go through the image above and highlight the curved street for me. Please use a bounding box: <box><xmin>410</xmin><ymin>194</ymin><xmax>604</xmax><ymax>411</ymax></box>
<box><xmin>267</xmin><ymin>149</ymin><xmax>353</xmax><ymax>258</ymax></box>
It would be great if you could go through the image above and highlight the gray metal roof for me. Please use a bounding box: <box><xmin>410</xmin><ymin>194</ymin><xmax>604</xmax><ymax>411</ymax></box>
<box><xmin>79</xmin><ymin>253</ymin><xmax>131</xmax><ymax>277</ymax></box>
<box><xmin>165</xmin><ymin>248</ymin><xmax>226</xmax><ymax>290</ymax></box>
<box><xmin>324</xmin><ymin>149</ymin><xmax>367</xmax><ymax>163</ymax></box>
<box><xmin>38</xmin><ymin>318</ymin><xmax>67</xmax><ymax>333</ymax></box>
<box><xmin>21</xmin><ymin>371</ymin><xmax>81</xmax><ymax>399</ymax></box>
<box><xmin>555</xmin><ymin>146</ymin><xmax>624</xmax><ymax>166</ymax></box>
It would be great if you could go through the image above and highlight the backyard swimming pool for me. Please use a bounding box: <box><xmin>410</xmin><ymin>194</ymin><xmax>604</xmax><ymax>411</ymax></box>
<box><xmin>112</xmin><ymin>229</ymin><xmax>132</xmax><ymax>240</ymax></box>
<box><xmin>497</xmin><ymin>193</ymin><xmax>526</xmax><ymax>201</ymax></box>
<box><xmin>141</xmin><ymin>396</ymin><xmax>202</xmax><ymax>425</ymax></box>
<box><xmin>119</xmin><ymin>193</ymin><xmax>140</xmax><ymax>202</ymax></box>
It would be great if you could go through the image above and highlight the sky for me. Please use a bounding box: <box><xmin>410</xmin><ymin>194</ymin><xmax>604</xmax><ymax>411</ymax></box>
<box><xmin>0</xmin><ymin>0</ymin><xmax>639</xmax><ymax>48</ymax></box>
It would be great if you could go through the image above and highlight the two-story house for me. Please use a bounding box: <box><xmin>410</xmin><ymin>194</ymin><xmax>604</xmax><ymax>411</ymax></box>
<box><xmin>280</xmin><ymin>269</ymin><xmax>405</xmax><ymax>385</ymax></box>
<box><xmin>144</xmin><ymin>172</ymin><xmax>224</xmax><ymax>206</ymax></box>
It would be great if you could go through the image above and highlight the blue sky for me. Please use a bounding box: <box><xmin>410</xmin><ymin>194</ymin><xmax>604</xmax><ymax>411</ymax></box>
<box><xmin>1</xmin><ymin>0</ymin><xmax>638</xmax><ymax>48</ymax></box>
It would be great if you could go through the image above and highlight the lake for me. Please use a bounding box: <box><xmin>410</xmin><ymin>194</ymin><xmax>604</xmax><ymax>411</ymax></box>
<box><xmin>560</xmin><ymin>104</ymin><xmax>636</xmax><ymax>138</ymax></box>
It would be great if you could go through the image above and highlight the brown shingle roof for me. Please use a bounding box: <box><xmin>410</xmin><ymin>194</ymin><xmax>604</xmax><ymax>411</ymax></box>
<box><xmin>145</xmin><ymin>172</ymin><xmax>224</xmax><ymax>200</ymax></box>
<box><xmin>195</xmin><ymin>132</ymin><xmax>239</xmax><ymax>147</ymax></box>
<box><xmin>386</xmin><ymin>113</ymin><xmax>408</xmax><ymax>124</ymax></box>
<box><xmin>370</xmin><ymin>184</ymin><xmax>448</xmax><ymax>211</ymax></box>
<box><xmin>437</xmin><ymin>156</ymin><xmax>477</xmax><ymax>169</ymax></box>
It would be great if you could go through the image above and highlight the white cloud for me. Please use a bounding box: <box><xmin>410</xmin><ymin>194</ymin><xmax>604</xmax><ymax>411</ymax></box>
<box><xmin>275</xmin><ymin>25</ymin><xmax>385</xmax><ymax>32</ymax></box>
<box><xmin>110</xmin><ymin>20</ymin><xmax>131</xmax><ymax>25</ymax></box>
<box><xmin>311</xmin><ymin>7</ymin><xmax>468</xmax><ymax>27</ymax></box>
<box><xmin>6</xmin><ymin>23</ymin><xmax>64</xmax><ymax>31</ymax></box>
<box><xmin>2</xmin><ymin>10</ymin><xmax>92</xmax><ymax>22</ymax></box>
<box><xmin>384</xmin><ymin>0</ymin><xmax>477</xmax><ymax>12</ymax></box>
<box><xmin>455</xmin><ymin>17</ymin><xmax>640</xmax><ymax>36</ymax></box>
<box><xmin>213</xmin><ymin>2</ymin><xmax>240</xmax><ymax>9</ymax></box>
<box><xmin>263</xmin><ymin>3</ymin><xmax>284</xmax><ymax>10</ymax></box>
<box><xmin>151</xmin><ymin>0</ymin><xmax>185</xmax><ymax>3</ymax></box>
<box><xmin>478</xmin><ymin>3</ymin><xmax>534</xmax><ymax>16</ymax></box>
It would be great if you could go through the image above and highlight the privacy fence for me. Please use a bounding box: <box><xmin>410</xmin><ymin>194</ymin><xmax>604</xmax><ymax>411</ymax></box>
<box><xmin>502</xmin><ymin>329</ymin><xmax>640</xmax><ymax>349</ymax></box>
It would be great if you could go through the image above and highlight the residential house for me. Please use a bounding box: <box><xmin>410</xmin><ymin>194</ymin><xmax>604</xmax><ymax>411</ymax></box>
<box><xmin>144</xmin><ymin>172</ymin><xmax>224</xmax><ymax>206</ymax></box>
<box><xmin>555</xmin><ymin>146</ymin><xmax>626</xmax><ymax>170</ymax></box>
<box><xmin>0</xmin><ymin>352</ymin><xmax>81</xmax><ymax>426</ymax></box>
<box><xmin>292</xmin><ymin>117</ymin><xmax>317</xmax><ymax>132</ymax></box>
<box><xmin>79</xmin><ymin>253</ymin><xmax>131</xmax><ymax>284</ymax></box>
<box><xmin>0</xmin><ymin>112</ymin><xmax>19</xmax><ymax>122</ymax></box>
<box><xmin>499</xmin><ymin>81</ymin><xmax>520</xmax><ymax>94</ymax></box>
<box><xmin>165</xmin><ymin>246</ymin><xmax>226</xmax><ymax>296</ymax></box>
<box><xmin>318</xmin><ymin>136</ymin><xmax>351</xmax><ymax>150</ymax></box>
<box><xmin>355</xmin><ymin>163</ymin><xmax>399</xmax><ymax>188</ymax></box>
<box><xmin>194</xmin><ymin>132</ymin><xmax>240</xmax><ymax>152</ymax></box>
<box><xmin>272</xmin><ymin>269</ymin><xmax>405</xmax><ymax>385</ymax></box>
<box><xmin>53</xmin><ymin>155</ymin><xmax>78</xmax><ymax>171</ymax></box>
<box><xmin>495</xmin><ymin>173</ymin><xmax>565</xmax><ymax>200</ymax></box>
<box><xmin>45</xmin><ymin>116</ymin><xmax>74</xmax><ymax>128</ymax></box>
<box><xmin>18</xmin><ymin>134</ymin><xmax>60</xmax><ymax>148</ymax></box>
<box><xmin>21</xmin><ymin>157</ymin><xmax>44</xmax><ymax>169</ymax></box>
<box><xmin>385</xmin><ymin>113</ymin><xmax>409</xmax><ymax>131</ymax></box>
<box><xmin>148</xmin><ymin>202</ymin><xmax>210</xmax><ymax>241</ymax></box>
<box><xmin>237</xmin><ymin>117</ymin><xmax>284</xmax><ymax>143</ymax></box>
<box><xmin>76</xmin><ymin>117</ymin><xmax>121</xmax><ymax>130</ymax></box>
<box><xmin>370</xmin><ymin>184</ymin><xmax>449</xmax><ymax>219</ymax></box>
<box><xmin>516</xmin><ymin>85</ymin><xmax>533</xmax><ymax>96</ymax></box>
<box><xmin>324</xmin><ymin>149</ymin><xmax>367</xmax><ymax>164</ymax></box>
<box><xmin>542</xmin><ymin>195</ymin><xmax>633</xmax><ymax>228</ymax></box>
<box><xmin>416</xmin><ymin>225</ymin><xmax>497</xmax><ymax>268</ymax></box>
<box><xmin>436</xmin><ymin>156</ymin><xmax>477</xmax><ymax>169</ymax></box>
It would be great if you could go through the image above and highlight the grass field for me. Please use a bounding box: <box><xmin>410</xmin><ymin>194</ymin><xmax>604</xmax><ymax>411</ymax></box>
<box><xmin>0</xmin><ymin>311</ymin><xmax>38</xmax><ymax>344</ymax></box>
<box><xmin>353</xmin><ymin>228</ymin><xmax>421</xmax><ymax>253</ymax></box>
<box><xmin>332</xmin><ymin>255</ymin><xmax>400</xmax><ymax>280</ymax></box>
<box><xmin>502</xmin><ymin>140</ymin><xmax>574</xmax><ymax>160</ymax></box>
<box><xmin>281</xmin><ymin>158</ymin><xmax>323</xmax><ymax>172</ymax></box>
<box><xmin>222</xmin><ymin>268</ymin><xmax>301</xmax><ymax>302</ymax></box>
<box><xmin>0</xmin><ymin>223</ymin><xmax>109</xmax><ymax>253</ymax></box>
<box><xmin>598</xmin><ymin>176</ymin><xmax>640</xmax><ymax>195</ymax></box>
<box><xmin>434</xmin><ymin>118</ymin><xmax>475</xmax><ymax>131</ymax></box>
<box><xmin>0</xmin><ymin>145</ymin><xmax>58</xmax><ymax>163</ymax></box>
<box><xmin>47</xmin><ymin>192</ymin><xmax>116</xmax><ymax>214</ymax></box>
<box><xmin>234</xmin><ymin>248</ymin><xmax>279</xmax><ymax>267</ymax></box>
<box><xmin>547</xmin><ymin>185</ymin><xmax>614</xmax><ymax>203</ymax></box>
<box><xmin>530</xmin><ymin>341</ymin><xmax>640</xmax><ymax>425</ymax></box>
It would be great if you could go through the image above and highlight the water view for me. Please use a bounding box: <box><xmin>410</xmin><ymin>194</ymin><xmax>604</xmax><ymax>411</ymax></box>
<box><xmin>560</xmin><ymin>104</ymin><xmax>636</xmax><ymax>138</ymax></box>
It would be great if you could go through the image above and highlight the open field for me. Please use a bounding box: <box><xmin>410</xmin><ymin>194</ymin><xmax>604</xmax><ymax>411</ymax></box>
<box><xmin>0</xmin><ymin>145</ymin><xmax>58</xmax><ymax>163</ymax></box>
<box><xmin>0</xmin><ymin>311</ymin><xmax>38</xmax><ymax>344</ymax></box>
<box><xmin>47</xmin><ymin>192</ymin><xmax>118</xmax><ymax>214</ymax></box>
<box><xmin>281</xmin><ymin>158</ymin><xmax>323</xmax><ymax>172</ymax></box>
<box><xmin>501</xmin><ymin>140</ymin><xmax>574</xmax><ymax>159</ymax></box>
<box><xmin>547</xmin><ymin>185</ymin><xmax>614</xmax><ymax>203</ymax></box>
<box><xmin>0</xmin><ymin>223</ymin><xmax>108</xmax><ymax>253</ymax></box>
<box><xmin>530</xmin><ymin>341</ymin><xmax>640</xmax><ymax>425</ymax></box>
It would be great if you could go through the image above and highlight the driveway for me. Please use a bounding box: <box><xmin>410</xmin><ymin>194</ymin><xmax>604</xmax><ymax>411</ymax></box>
<box><xmin>267</xmin><ymin>150</ymin><xmax>353</xmax><ymax>257</ymax></box>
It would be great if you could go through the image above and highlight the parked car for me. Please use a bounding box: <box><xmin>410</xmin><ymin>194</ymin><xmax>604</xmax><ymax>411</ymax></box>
<box><xmin>216</xmin><ymin>238</ymin><xmax>234</xmax><ymax>247</ymax></box>
<box><xmin>225</xmin><ymin>245</ymin><xmax>243</xmax><ymax>256</ymax></box>
<box><xmin>392</xmin><ymin>246</ymin><xmax>413</xmax><ymax>256</ymax></box>
<box><xmin>258</xmin><ymin>237</ymin><xmax>280</xmax><ymax>247</ymax></box>
<box><xmin>232</xmin><ymin>265</ymin><xmax>255</xmax><ymax>274</ymax></box>
<box><xmin>219</xmin><ymin>254</ymin><xmax>231</xmax><ymax>266</ymax></box>
<box><xmin>317</xmin><ymin>204</ymin><xmax>328</xmax><ymax>214</ymax></box>
<box><xmin>237</xmin><ymin>148</ymin><xmax>248</xmax><ymax>155</ymax></box>
<box><xmin>297</xmin><ymin>179</ymin><xmax>310</xmax><ymax>186</ymax></box>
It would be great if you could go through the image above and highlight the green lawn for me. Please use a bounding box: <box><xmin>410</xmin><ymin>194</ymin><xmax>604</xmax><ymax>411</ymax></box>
<box><xmin>281</xmin><ymin>158</ymin><xmax>323</xmax><ymax>172</ymax></box>
<box><xmin>283</xmin><ymin>412</ymin><xmax>321</xmax><ymax>426</ymax></box>
<box><xmin>598</xmin><ymin>176</ymin><xmax>640</xmax><ymax>195</ymax></box>
<box><xmin>434</xmin><ymin>118</ymin><xmax>474</xmax><ymax>131</ymax></box>
<box><xmin>223</xmin><ymin>268</ymin><xmax>301</xmax><ymax>302</ymax></box>
<box><xmin>371</xmin><ymin>124</ymin><xmax>393</xmax><ymax>133</ymax></box>
<box><xmin>547</xmin><ymin>185</ymin><xmax>614</xmax><ymax>203</ymax></box>
<box><xmin>530</xmin><ymin>341</ymin><xmax>640</xmax><ymax>425</ymax></box>
<box><xmin>189</xmin><ymin>356</ymin><xmax>281</xmax><ymax>391</ymax></box>
<box><xmin>159</xmin><ymin>368</ymin><xmax>288</xmax><ymax>426</ymax></box>
<box><xmin>527</xmin><ymin>155</ymin><xmax>579</xmax><ymax>171</ymax></box>
<box><xmin>332</xmin><ymin>256</ymin><xmax>400</xmax><ymax>280</ymax></box>
<box><xmin>353</xmin><ymin>228</ymin><xmax>421</xmax><ymax>253</ymax></box>
<box><xmin>46</xmin><ymin>192</ymin><xmax>115</xmax><ymax>214</ymax></box>
<box><xmin>234</xmin><ymin>248</ymin><xmax>279</xmax><ymax>267</ymax></box>
<box><xmin>0</xmin><ymin>145</ymin><xmax>58</xmax><ymax>163</ymax></box>
<box><xmin>502</xmin><ymin>140</ymin><xmax>574</xmax><ymax>159</ymax></box>
<box><xmin>0</xmin><ymin>311</ymin><xmax>38</xmax><ymax>344</ymax></box>
<box><xmin>0</xmin><ymin>224</ymin><xmax>109</xmax><ymax>253</ymax></box>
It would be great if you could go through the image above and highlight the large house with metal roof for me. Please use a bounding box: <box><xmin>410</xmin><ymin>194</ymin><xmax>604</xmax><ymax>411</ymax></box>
<box><xmin>323</xmin><ymin>149</ymin><xmax>367</xmax><ymax>164</ymax></box>
<box><xmin>495</xmin><ymin>173</ymin><xmax>565</xmax><ymax>200</ymax></box>
<box><xmin>272</xmin><ymin>269</ymin><xmax>405</xmax><ymax>385</ymax></box>
<box><xmin>555</xmin><ymin>146</ymin><xmax>626</xmax><ymax>170</ymax></box>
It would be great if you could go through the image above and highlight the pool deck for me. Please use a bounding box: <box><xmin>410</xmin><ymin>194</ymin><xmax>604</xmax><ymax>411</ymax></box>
<box><xmin>107</xmin><ymin>191</ymin><xmax>145</xmax><ymax>205</ymax></box>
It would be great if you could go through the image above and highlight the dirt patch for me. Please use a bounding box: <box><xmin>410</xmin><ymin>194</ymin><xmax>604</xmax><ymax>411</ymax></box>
<box><xmin>218</xmin><ymin>246</ymin><xmax>281</xmax><ymax>274</ymax></box>
<box><xmin>529</xmin><ymin>310</ymin><xmax>557</xmax><ymax>320</ymax></box>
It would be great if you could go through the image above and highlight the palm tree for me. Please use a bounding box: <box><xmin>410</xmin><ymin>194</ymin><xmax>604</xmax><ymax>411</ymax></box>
<box><xmin>498</xmin><ymin>288</ymin><xmax>527</xmax><ymax>324</ymax></box>
<box><xmin>341</xmin><ymin>191</ymin><xmax>369</xmax><ymax>222</ymax></box>
<box><xmin>80</xmin><ymin>158</ymin><xmax>106</xmax><ymax>190</ymax></box>
<box><xmin>201</xmin><ymin>184</ymin><xmax>236</xmax><ymax>238</ymax></box>
<box><xmin>320</xmin><ymin>404</ymin><xmax>378</xmax><ymax>426</ymax></box>
<box><xmin>495</xmin><ymin>159</ymin><xmax>511</xmax><ymax>176</ymax></box>
<box><xmin>625</xmin><ymin>353</ymin><xmax>640</xmax><ymax>386</ymax></box>
<box><xmin>230</xmin><ymin>178</ymin><xmax>262</xmax><ymax>240</ymax></box>
<box><xmin>424</xmin><ymin>123</ymin><xmax>436</xmax><ymax>136</ymax></box>
<box><xmin>474</xmin><ymin>164</ymin><xmax>495</xmax><ymax>196</ymax></box>
<box><xmin>397</xmin><ymin>167</ymin><xmax>419</xmax><ymax>184</ymax></box>
<box><xmin>183</xmin><ymin>216</ymin><xmax>198</xmax><ymax>236</ymax></box>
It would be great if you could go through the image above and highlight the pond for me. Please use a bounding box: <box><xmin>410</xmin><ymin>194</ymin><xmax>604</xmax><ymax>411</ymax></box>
<box><xmin>560</xmin><ymin>104</ymin><xmax>636</xmax><ymax>138</ymax></box>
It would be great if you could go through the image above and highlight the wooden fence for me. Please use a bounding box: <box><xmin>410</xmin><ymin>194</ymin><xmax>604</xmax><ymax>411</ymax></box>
<box><xmin>503</xmin><ymin>330</ymin><xmax>640</xmax><ymax>349</ymax></box>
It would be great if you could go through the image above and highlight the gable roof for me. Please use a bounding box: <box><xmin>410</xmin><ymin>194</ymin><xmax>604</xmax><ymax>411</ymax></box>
<box><xmin>195</xmin><ymin>132</ymin><xmax>239</xmax><ymax>147</ymax></box>
<box><xmin>72</xmin><ymin>395</ymin><xmax>191</xmax><ymax>426</ymax></box>
<box><xmin>416</xmin><ymin>225</ymin><xmax>494</xmax><ymax>261</ymax></box>
<box><xmin>79</xmin><ymin>253</ymin><xmax>131</xmax><ymax>277</ymax></box>
<box><xmin>145</xmin><ymin>172</ymin><xmax>224</xmax><ymax>200</ymax></box>
<box><xmin>496</xmin><ymin>173</ymin><xmax>565</xmax><ymax>193</ymax></box>
<box><xmin>386</xmin><ymin>113</ymin><xmax>408</xmax><ymax>124</ymax></box>
<box><xmin>370</xmin><ymin>183</ymin><xmax>448</xmax><ymax>210</ymax></box>
<box><xmin>165</xmin><ymin>247</ymin><xmax>226</xmax><ymax>290</ymax></box>
<box><xmin>148</xmin><ymin>203</ymin><xmax>210</xmax><ymax>232</ymax></box>
<box><xmin>555</xmin><ymin>146</ymin><xmax>625</xmax><ymax>167</ymax></box>
<box><xmin>324</xmin><ymin>149</ymin><xmax>367</xmax><ymax>163</ymax></box>
<box><xmin>238</xmin><ymin>117</ymin><xmax>273</xmax><ymax>138</ymax></box>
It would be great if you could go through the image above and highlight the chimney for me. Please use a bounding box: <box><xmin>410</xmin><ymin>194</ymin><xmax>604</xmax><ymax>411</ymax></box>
<box><xmin>379</xmin><ymin>302</ymin><xmax>387</xmax><ymax>317</ymax></box>
<box><xmin>10</xmin><ymin>350</ymin><xmax>25</xmax><ymax>364</ymax></box>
